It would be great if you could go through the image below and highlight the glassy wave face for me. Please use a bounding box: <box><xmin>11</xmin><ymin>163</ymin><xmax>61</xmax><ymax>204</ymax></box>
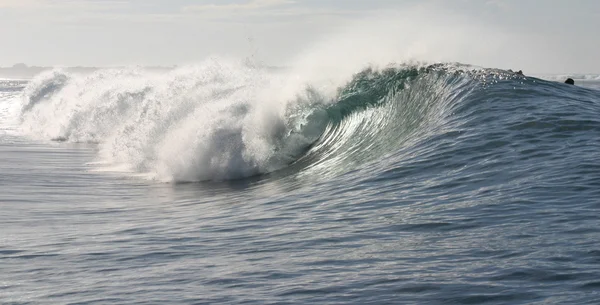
<box><xmin>16</xmin><ymin>60</ymin><xmax>600</xmax><ymax>185</ymax></box>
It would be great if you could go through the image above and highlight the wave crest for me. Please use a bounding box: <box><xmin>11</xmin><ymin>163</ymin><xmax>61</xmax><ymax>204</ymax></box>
<box><xmin>18</xmin><ymin>60</ymin><xmax>486</xmax><ymax>182</ymax></box>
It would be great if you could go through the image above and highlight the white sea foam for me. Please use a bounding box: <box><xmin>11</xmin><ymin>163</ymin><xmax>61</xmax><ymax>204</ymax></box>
<box><xmin>18</xmin><ymin>58</ymin><xmax>330</xmax><ymax>181</ymax></box>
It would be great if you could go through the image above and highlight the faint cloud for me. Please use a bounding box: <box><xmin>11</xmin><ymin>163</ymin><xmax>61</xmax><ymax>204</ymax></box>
<box><xmin>0</xmin><ymin>0</ymin><xmax>42</xmax><ymax>8</ymax></box>
<box><xmin>181</xmin><ymin>0</ymin><xmax>364</xmax><ymax>22</ymax></box>
<box><xmin>0</xmin><ymin>0</ymin><xmax>129</xmax><ymax>10</ymax></box>
<box><xmin>1</xmin><ymin>0</ymin><xmax>135</xmax><ymax>24</ymax></box>
<box><xmin>183</xmin><ymin>0</ymin><xmax>295</xmax><ymax>12</ymax></box>
<box><xmin>486</xmin><ymin>0</ymin><xmax>510</xmax><ymax>10</ymax></box>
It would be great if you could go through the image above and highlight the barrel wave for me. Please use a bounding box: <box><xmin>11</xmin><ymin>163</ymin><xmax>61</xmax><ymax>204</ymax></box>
<box><xmin>17</xmin><ymin>59</ymin><xmax>598</xmax><ymax>183</ymax></box>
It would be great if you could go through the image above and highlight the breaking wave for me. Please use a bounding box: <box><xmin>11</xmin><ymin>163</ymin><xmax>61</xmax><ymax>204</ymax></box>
<box><xmin>17</xmin><ymin>58</ymin><xmax>531</xmax><ymax>182</ymax></box>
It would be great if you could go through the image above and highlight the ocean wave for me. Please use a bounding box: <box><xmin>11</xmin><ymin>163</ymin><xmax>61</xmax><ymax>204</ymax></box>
<box><xmin>17</xmin><ymin>59</ymin><xmax>533</xmax><ymax>182</ymax></box>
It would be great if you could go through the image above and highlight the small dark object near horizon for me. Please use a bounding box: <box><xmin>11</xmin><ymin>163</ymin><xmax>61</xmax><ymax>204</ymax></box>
<box><xmin>565</xmin><ymin>78</ymin><xmax>575</xmax><ymax>85</ymax></box>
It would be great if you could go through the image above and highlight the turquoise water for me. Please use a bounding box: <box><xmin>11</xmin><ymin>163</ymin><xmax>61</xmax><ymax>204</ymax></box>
<box><xmin>2</xmin><ymin>64</ymin><xmax>600</xmax><ymax>304</ymax></box>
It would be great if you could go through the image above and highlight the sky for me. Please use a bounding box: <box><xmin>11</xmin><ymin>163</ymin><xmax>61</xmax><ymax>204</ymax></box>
<box><xmin>0</xmin><ymin>0</ymin><xmax>599</xmax><ymax>73</ymax></box>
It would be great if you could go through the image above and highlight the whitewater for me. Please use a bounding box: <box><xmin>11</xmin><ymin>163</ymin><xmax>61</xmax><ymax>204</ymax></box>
<box><xmin>3</xmin><ymin>13</ymin><xmax>600</xmax><ymax>303</ymax></box>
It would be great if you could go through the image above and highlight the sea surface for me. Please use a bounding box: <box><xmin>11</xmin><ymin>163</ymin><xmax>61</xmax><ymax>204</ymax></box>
<box><xmin>1</xmin><ymin>62</ymin><xmax>600</xmax><ymax>304</ymax></box>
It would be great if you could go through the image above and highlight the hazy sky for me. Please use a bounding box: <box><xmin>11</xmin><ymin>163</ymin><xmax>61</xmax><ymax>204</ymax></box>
<box><xmin>1</xmin><ymin>0</ymin><xmax>599</xmax><ymax>73</ymax></box>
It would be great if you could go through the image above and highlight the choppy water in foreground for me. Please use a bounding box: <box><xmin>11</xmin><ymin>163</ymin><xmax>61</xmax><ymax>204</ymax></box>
<box><xmin>1</xmin><ymin>64</ymin><xmax>600</xmax><ymax>304</ymax></box>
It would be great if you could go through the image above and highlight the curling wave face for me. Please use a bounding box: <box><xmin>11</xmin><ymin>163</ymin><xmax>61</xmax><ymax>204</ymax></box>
<box><xmin>17</xmin><ymin>59</ymin><xmax>527</xmax><ymax>182</ymax></box>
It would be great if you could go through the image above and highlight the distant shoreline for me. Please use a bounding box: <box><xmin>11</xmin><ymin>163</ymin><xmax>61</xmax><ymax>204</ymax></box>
<box><xmin>0</xmin><ymin>64</ymin><xmax>175</xmax><ymax>79</ymax></box>
<box><xmin>2</xmin><ymin>64</ymin><xmax>598</xmax><ymax>81</ymax></box>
